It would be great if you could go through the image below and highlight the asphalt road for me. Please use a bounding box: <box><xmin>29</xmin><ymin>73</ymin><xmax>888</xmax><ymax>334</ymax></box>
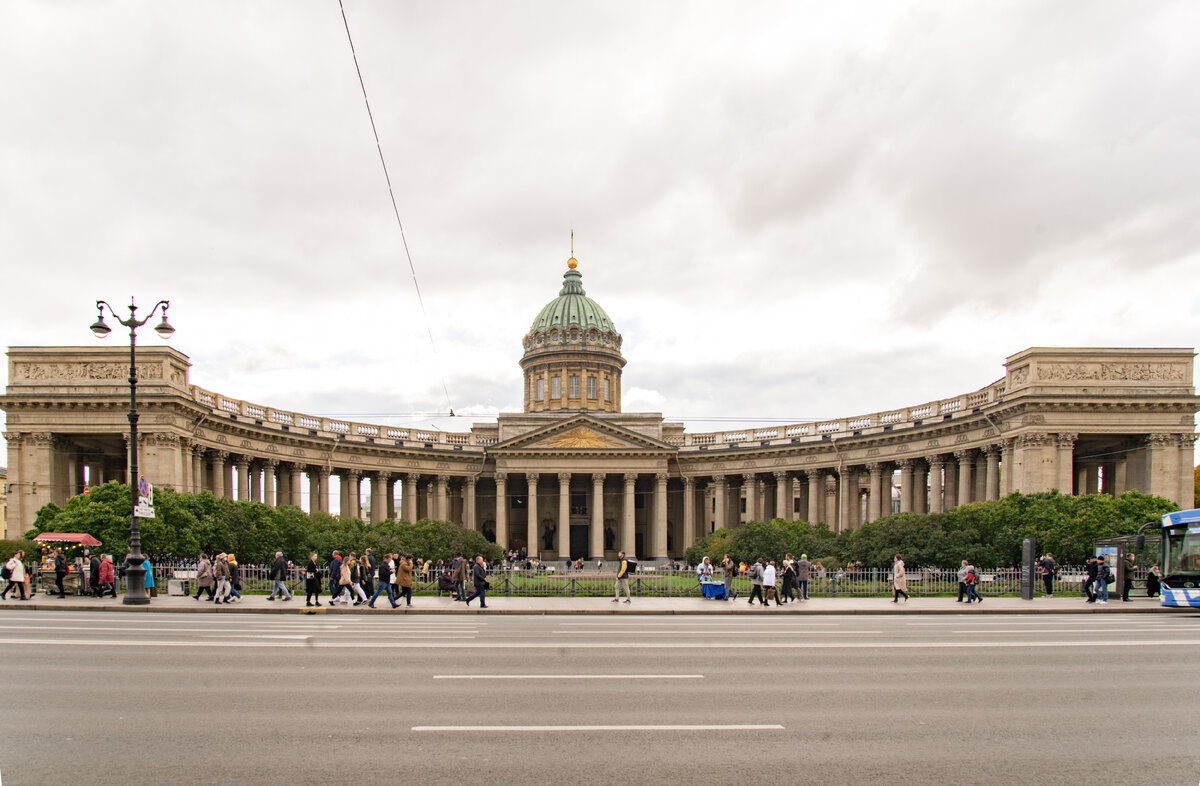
<box><xmin>1</xmin><ymin>610</ymin><xmax>1198</xmax><ymax>785</ymax></box>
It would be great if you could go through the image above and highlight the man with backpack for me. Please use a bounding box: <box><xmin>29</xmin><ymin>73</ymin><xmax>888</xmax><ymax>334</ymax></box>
<box><xmin>612</xmin><ymin>551</ymin><xmax>633</xmax><ymax>604</ymax></box>
<box><xmin>1039</xmin><ymin>553</ymin><xmax>1058</xmax><ymax>597</ymax></box>
<box><xmin>747</xmin><ymin>558</ymin><xmax>768</xmax><ymax>606</ymax></box>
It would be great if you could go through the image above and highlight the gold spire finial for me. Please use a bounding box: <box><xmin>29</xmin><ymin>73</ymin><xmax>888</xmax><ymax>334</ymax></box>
<box><xmin>567</xmin><ymin>229</ymin><xmax>578</xmax><ymax>269</ymax></box>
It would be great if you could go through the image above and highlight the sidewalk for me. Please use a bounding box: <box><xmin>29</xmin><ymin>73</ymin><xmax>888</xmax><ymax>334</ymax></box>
<box><xmin>0</xmin><ymin>592</ymin><xmax>1172</xmax><ymax>615</ymax></box>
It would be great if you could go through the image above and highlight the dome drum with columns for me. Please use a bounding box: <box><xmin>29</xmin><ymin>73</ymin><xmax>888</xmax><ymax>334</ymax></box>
<box><xmin>520</xmin><ymin>256</ymin><xmax>625</xmax><ymax>414</ymax></box>
<box><xmin>2</xmin><ymin>251</ymin><xmax>1198</xmax><ymax>565</ymax></box>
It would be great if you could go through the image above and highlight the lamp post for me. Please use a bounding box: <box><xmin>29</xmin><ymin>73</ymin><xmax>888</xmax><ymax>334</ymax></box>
<box><xmin>90</xmin><ymin>297</ymin><xmax>174</xmax><ymax>605</ymax></box>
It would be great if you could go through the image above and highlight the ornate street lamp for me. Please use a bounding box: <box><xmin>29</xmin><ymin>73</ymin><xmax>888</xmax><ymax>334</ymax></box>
<box><xmin>90</xmin><ymin>298</ymin><xmax>174</xmax><ymax>605</ymax></box>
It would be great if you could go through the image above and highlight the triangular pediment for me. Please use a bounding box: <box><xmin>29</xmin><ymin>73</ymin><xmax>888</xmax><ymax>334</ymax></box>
<box><xmin>492</xmin><ymin>414</ymin><xmax>675</xmax><ymax>453</ymax></box>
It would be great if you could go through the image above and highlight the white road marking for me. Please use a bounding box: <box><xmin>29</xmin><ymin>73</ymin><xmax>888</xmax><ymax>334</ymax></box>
<box><xmin>2</xmin><ymin>638</ymin><xmax>1198</xmax><ymax>649</ymax></box>
<box><xmin>433</xmin><ymin>674</ymin><xmax>703</xmax><ymax>680</ymax></box>
<box><xmin>412</xmin><ymin>724</ymin><xmax>784</xmax><ymax>732</ymax></box>
<box><xmin>553</xmin><ymin>629</ymin><xmax>883</xmax><ymax>635</ymax></box>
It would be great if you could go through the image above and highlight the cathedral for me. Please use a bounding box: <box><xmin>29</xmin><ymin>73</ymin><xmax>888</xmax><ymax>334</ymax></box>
<box><xmin>3</xmin><ymin>256</ymin><xmax>1197</xmax><ymax>560</ymax></box>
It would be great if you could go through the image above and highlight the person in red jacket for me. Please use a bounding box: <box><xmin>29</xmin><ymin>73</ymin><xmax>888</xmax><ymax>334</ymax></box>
<box><xmin>98</xmin><ymin>555</ymin><xmax>117</xmax><ymax>598</ymax></box>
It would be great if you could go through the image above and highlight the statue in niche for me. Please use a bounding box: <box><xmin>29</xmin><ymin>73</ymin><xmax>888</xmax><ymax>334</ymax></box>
<box><xmin>542</xmin><ymin>524</ymin><xmax>556</xmax><ymax>551</ymax></box>
<box><xmin>604</xmin><ymin>527</ymin><xmax>615</xmax><ymax>551</ymax></box>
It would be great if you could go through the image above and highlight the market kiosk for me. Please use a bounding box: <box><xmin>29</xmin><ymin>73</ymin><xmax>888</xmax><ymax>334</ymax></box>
<box><xmin>34</xmin><ymin>533</ymin><xmax>102</xmax><ymax>596</ymax></box>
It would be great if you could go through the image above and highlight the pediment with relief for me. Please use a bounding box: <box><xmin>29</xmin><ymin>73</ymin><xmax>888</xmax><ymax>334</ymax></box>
<box><xmin>493</xmin><ymin>415</ymin><xmax>675</xmax><ymax>453</ymax></box>
<box><xmin>534</xmin><ymin>427</ymin><xmax>624</xmax><ymax>449</ymax></box>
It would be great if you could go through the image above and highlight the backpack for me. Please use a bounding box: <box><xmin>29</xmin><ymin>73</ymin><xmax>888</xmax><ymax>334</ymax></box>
<box><xmin>624</xmin><ymin>557</ymin><xmax>638</xmax><ymax>575</ymax></box>
<box><xmin>1</xmin><ymin>563</ymin><xmax>11</xmax><ymax>581</ymax></box>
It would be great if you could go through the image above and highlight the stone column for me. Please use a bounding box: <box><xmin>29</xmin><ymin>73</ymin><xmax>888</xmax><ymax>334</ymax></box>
<box><xmin>774</xmin><ymin>471</ymin><xmax>790</xmax><ymax>521</ymax></box>
<box><xmin>1181</xmin><ymin>435</ymin><xmax>1197</xmax><ymax>508</ymax></box>
<box><xmin>307</xmin><ymin>469</ymin><xmax>319</xmax><ymax>514</ymax></box>
<box><xmin>866</xmin><ymin>463</ymin><xmax>884</xmax><ymax>522</ymax></box>
<box><xmin>974</xmin><ymin>453</ymin><xmax>988</xmax><ymax>501</ymax></box>
<box><xmin>652</xmin><ymin>473</ymin><xmax>668</xmax><ymax>559</ymax></box>
<box><xmin>436</xmin><ymin>474</ymin><xmax>449</xmax><ymax>521</ymax></box>
<box><xmin>211</xmin><ymin>451</ymin><xmax>227</xmax><ymax>499</ymax></box>
<box><xmin>714</xmin><ymin>476</ymin><xmax>728</xmax><ymax>530</ymax></box>
<box><xmin>808</xmin><ymin>471</ymin><xmax>822</xmax><ymax>524</ymax></box>
<box><xmin>235</xmin><ymin>456</ymin><xmax>250</xmax><ymax>502</ymax></box>
<box><xmin>739</xmin><ymin>473</ymin><xmax>754</xmax><ymax>523</ymax></box>
<box><xmin>339</xmin><ymin>473</ymin><xmax>351</xmax><ymax>517</ymax></box>
<box><xmin>350</xmin><ymin>471</ymin><xmax>363</xmax><ymax>519</ymax></box>
<box><xmin>824</xmin><ymin>474</ymin><xmax>838</xmax><ymax>527</ymax></box>
<box><xmin>943</xmin><ymin>457</ymin><xmax>958</xmax><ymax>509</ymax></box>
<box><xmin>315</xmin><ymin>468</ymin><xmax>330</xmax><ymax>515</ymax></box>
<box><xmin>263</xmin><ymin>459</ymin><xmax>278</xmax><ymax>507</ymax></box>
<box><xmin>526</xmin><ymin>472</ymin><xmax>540</xmax><ymax>558</ymax></box>
<box><xmin>1001</xmin><ymin>438</ymin><xmax>1015</xmax><ymax>496</ymax></box>
<box><xmin>837</xmin><ymin>467</ymin><xmax>854</xmax><ymax>532</ymax></box>
<box><xmin>590</xmin><ymin>473</ymin><xmax>605</xmax><ymax>559</ymax></box>
<box><xmin>464</xmin><ymin>476</ymin><xmax>477</xmax><ymax>530</ymax></box>
<box><xmin>371</xmin><ymin>472</ymin><xmax>389</xmax><ymax>523</ymax></box>
<box><xmin>558</xmin><ymin>472</ymin><xmax>571</xmax><ymax>559</ymax></box>
<box><xmin>404</xmin><ymin>473</ymin><xmax>419</xmax><ymax>523</ymax></box>
<box><xmin>622</xmin><ymin>473</ymin><xmax>637</xmax><ymax>556</ymax></box>
<box><xmin>913</xmin><ymin>461</ymin><xmax>928</xmax><ymax>514</ymax></box>
<box><xmin>898</xmin><ymin>459</ymin><xmax>915</xmax><ymax>514</ymax></box>
<box><xmin>955</xmin><ymin>450</ymin><xmax>973</xmax><ymax>507</ymax></box>
<box><xmin>1113</xmin><ymin>456</ymin><xmax>1129</xmax><ymax>496</ymax></box>
<box><xmin>290</xmin><ymin>464</ymin><xmax>304</xmax><ymax>508</ymax></box>
<box><xmin>248</xmin><ymin>462</ymin><xmax>262</xmax><ymax>503</ymax></box>
<box><xmin>1085</xmin><ymin>464</ymin><xmax>1100</xmax><ymax>495</ymax></box>
<box><xmin>927</xmin><ymin>456</ymin><xmax>945</xmax><ymax>514</ymax></box>
<box><xmin>683</xmin><ymin>477</ymin><xmax>697</xmax><ymax>552</ymax></box>
<box><xmin>191</xmin><ymin>445</ymin><xmax>205</xmax><ymax>493</ymax></box>
<box><xmin>1146</xmin><ymin>433</ymin><xmax>1179</xmax><ymax>502</ymax></box>
<box><xmin>985</xmin><ymin>445</ymin><xmax>1001</xmax><ymax>501</ymax></box>
<box><xmin>494</xmin><ymin>473</ymin><xmax>508</xmax><ymax>548</ymax></box>
<box><xmin>1055</xmin><ymin>433</ymin><xmax>1077</xmax><ymax>494</ymax></box>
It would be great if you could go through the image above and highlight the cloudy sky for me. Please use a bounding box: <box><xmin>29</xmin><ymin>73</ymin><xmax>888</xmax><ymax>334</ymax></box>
<box><xmin>3</xmin><ymin>1</ymin><xmax>1198</xmax><ymax>462</ymax></box>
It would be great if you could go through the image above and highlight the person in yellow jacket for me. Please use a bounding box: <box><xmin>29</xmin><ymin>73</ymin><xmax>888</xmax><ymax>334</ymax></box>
<box><xmin>612</xmin><ymin>550</ymin><xmax>632</xmax><ymax>604</ymax></box>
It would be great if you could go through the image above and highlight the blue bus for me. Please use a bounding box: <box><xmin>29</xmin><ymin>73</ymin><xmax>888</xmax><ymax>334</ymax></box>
<box><xmin>1139</xmin><ymin>508</ymin><xmax>1200</xmax><ymax>608</ymax></box>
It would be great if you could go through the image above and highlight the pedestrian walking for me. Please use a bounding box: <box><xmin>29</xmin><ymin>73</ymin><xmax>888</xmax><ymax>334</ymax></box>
<box><xmin>1039</xmin><ymin>553</ymin><xmax>1057</xmax><ymax>597</ymax></box>
<box><xmin>396</xmin><ymin>554</ymin><xmax>414</xmax><ymax>607</ymax></box>
<box><xmin>1095</xmin><ymin>556</ymin><xmax>1111</xmax><ymax>604</ymax></box>
<box><xmin>1121</xmin><ymin>553</ymin><xmax>1135</xmax><ymax>602</ymax></box>
<box><xmin>795</xmin><ymin>554</ymin><xmax>811</xmax><ymax>600</ymax></box>
<box><xmin>98</xmin><ymin>554</ymin><xmax>116</xmax><ymax>597</ymax></box>
<box><xmin>1146</xmin><ymin>564</ymin><xmax>1161</xmax><ymax>597</ymax></box>
<box><xmin>891</xmin><ymin>554</ymin><xmax>909</xmax><ymax>603</ymax></box>
<box><xmin>763</xmin><ymin>560</ymin><xmax>779</xmax><ymax>606</ymax></box>
<box><xmin>1083</xmin><ymin>556</ymin><xmax>1098</xmax><ymax>603</ymax></box>
<box><xmin>267</xmin><ymin>552</ymin><xmax>292</xmax><ymax>601</ymax></box>
<box><xmin>225</xmin><ymin>554</ymin><xmax>241</xmax><ymax>603</ymax></box>
<box><xmin>964</xmin><ymin>564</ymin><xmax>981</xmax><ymax>603</ymax></box>
<box><xmin>53</xmin><ymin>549</ymin><xmax>68</xmax><ymax>598</ymax></box>
<box><xmin>721</xmin><ymin>553</ymin><xmax>738</xmax><ymax>601</ymax></box>
<box><xmin>327</xmin><ymin>552</ymin><xmax>343</xmax><ymax>602</ymax></box>
<box><xmin>361</xmin><ymin>548</ymin><xmax>376</xmax><ymax>599</ymax></box>
<box><xmin>957</xmin><ymin>560</ymin><xmax>970</xmax><ymax>602</ymax></box>
<box><xmin>88</xmin><ymin>553</ymin><xmax>101</xmax><ymax>597</ymax></box>
<box><xmin>452</xmin><ymin>554</ymin><xmax>468</xmax><ymax>602</ymax></box>
<box><xmin>779</xmin><ymin>556</ymin><xmax>796</xmax><ymax>604</ymax></box>
<box><xmin>612</xmin><ymin>551</ymin><xmax>632</xmax><ymax>604</ymax></box>
<box><xmin>1</xmin><ymin>551</ymin><xmax>29</xmax><ymax>600</ymax></box>
<box><xmin>213</xmin><ymin>553</ymin><xmax>231</xmax><ymax>604</ymax></box>
<box><xmin>304</xmin><ymin>552</ymin><xmax>322</xmax><ymax>607</ymax></box>
<box><xmin>747</xmin><ymin>558</ymin><xmax>767</xmax><ymax>606</ymax></box>
<box><xmin>463</xmin><ymin>556</ymin><xmax>489</xmax><ymax>608</ymax></box>
<box><xmin>369</xmin><ymin>553</ymin><xmax>399</xmax><ymax>608</ymax></box>
<box><xmin>142</xmin><ymin>556</ymin><xmax>156</xmax><ymax>599</ymax></box>
<box><xmin>194</xmin><ymin>554</ymin><xmax>214</xmax><ymax>601</ymax></box>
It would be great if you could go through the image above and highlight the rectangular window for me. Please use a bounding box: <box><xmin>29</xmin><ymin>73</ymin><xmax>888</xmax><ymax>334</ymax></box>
<box><xmin>551</xmin><ymin>377</ymin><xmax>561</xmax><ymax>399</ymax></box>
<box><xmin>536</xmin><ymin>378</ymin><xmax>545</xmax><ymax>401</ymax></box>
<box><xmin>603</xmin><ymin>378</ymin><xmax>610</xmax><ymax>401</ymax></box>
<box><xmin>587</xmin><ymin>376</ymin><xmax>596</xmax><ymax>399</ymax></box>
<box><xmin>569</xmin><ymin>375</ymin><xmax>579</xmax><ymax>398</ymax></box>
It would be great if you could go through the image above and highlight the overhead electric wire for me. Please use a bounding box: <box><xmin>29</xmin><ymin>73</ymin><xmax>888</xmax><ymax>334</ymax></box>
<box><xmin>337</xmin><ymin>0</ymin><xmax>454</xmax><ymax>416</ymax></box>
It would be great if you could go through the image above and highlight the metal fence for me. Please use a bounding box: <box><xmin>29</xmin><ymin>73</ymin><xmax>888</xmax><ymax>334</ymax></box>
<box><xmin>44</xmin><ymin>561</ymin><xmax>1144</xmax><ymax>599</ymax></box>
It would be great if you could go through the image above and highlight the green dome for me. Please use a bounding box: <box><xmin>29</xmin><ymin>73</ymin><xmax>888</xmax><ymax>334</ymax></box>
<box><xmin>529</xmin><ymin>267</ymin><xmax>617</xmax><ymax>335</ymax></box>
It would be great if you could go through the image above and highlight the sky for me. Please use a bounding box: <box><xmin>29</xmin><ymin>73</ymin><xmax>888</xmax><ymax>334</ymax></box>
<box><xmin>2</xmin><ymin>0</ymin><xmax>1198</xmax><ymax>465</ymax></box>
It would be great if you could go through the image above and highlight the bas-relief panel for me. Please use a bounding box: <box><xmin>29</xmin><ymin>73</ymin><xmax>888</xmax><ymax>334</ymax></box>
<box><xmin>14</xmin><ymin>362</ymin><xmax>164</xmax><ymax>382</ymax></box>
<box><xmin>1036</xmin><ymin>363</ymin><xmax>1186</xmax><ymax>382</ymax></box>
